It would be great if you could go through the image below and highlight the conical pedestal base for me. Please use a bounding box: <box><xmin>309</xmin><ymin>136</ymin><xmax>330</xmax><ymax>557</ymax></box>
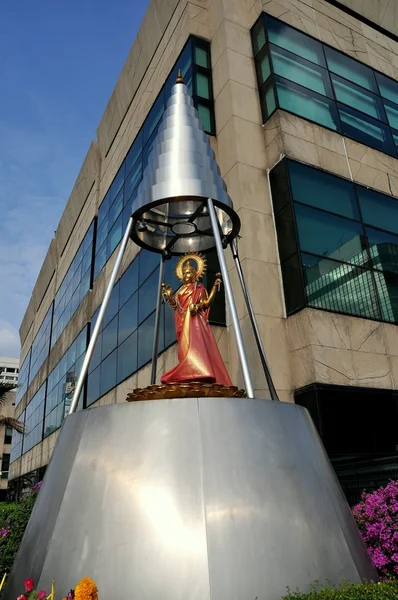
<box><xmin>4</xmin><ymin>399</ymin><xmax>376</xmax><ymax>599</ymax></box>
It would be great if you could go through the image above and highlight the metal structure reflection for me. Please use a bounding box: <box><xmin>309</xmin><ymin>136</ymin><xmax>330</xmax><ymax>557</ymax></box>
<box><xmin>4</xmin><ymin>399</ymin><xmax>377</xmax><ymax>600</ymax></box>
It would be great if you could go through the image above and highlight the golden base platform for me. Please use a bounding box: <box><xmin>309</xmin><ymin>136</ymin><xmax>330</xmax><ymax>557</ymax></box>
<box><xmin>126</xmin><ymin>382</ymin><xmax>247</xmax><ymax>401</ymax></box>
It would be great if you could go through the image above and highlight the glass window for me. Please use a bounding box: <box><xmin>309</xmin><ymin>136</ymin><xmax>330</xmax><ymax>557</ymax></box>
<box><xmin>103</xmin><ymin>283</ymin><xmax>119</xmax><ymax>327</ymax></box>
<box><xmin>295</xmin><ymin>203</ymin><xmax>367</xmax><ymax>265</ymax></box>
<box><xmin>270</xmin><ymin>45</ymin><xmax>332</xmax><ymax>97</ymax></box>
<box><xmin>82</xmin><ymin>246</ymin><xmax>92</xmax><ymax>274</ymax></box>
<box><xmin>117</xmin><ymin>331</ymin><xmax>138</xmax><ymax>384</ymax></box>
<box><xmin>275</xmin><ymin>76</ymin><xmax>339</xmax><ymax>131</ymax></box>
<box><xmin>80</xmin><ymin>268</ymin><xmax>91</xmax><ymax>301</ymax></box>
<box><xmin>139</xmin><ymin>250</ymin><xmax>159</xmax><ymax>285</ymax></box>
<box><xmin>302</xmin><ymin>253</ymin><xmax>380</xmax><ymax>320</ymax></box>
<box><xmin>383</xmin><ymin>99</ymin><xmax>398</xmax><ymax>131</ymax></box>
<box><xmin>87</xmin><ymin>366</ymin><xmax>100</xmax><ymax>406</ymax></box>
<box><xmin>119</xmin><ymin>260</ymin><xmax>139</xmax><ymax>308</ymax></box>
<box><xmin>165</xmin><ymin>41</ymin><xmax>192</xmax><ymax>99</ymax></box>
<box><xmin>138</xmin><ymin>313</ymin><xmax>156</xmax><ymax>369</ymax></box>
<box><xmin>89</xmin><ymin>331</ymin><xmax>102</xmax><ymax>374</ymax></box>
<box><xmin>252</xmin><ymin>17</ymin><xmax>267</xmax><ymax>56</ymax></box>
<box><xmin>118</xmin><ymin>293</ymin><xmax>138</xmax><ymax>344</ymax></box>
<box><xmin>143</xmin><ymin>125</ymin><xmax>160</xmax><ymax>168</ymax></box>
<box><xmin>195</xmin><ymin>45</ymin><xmax>210</xmax><ymax>69</ymax></box>
<box><xmin>184</xmin><ymin>67</ymin><xmax>194</xmax><ymax>97</ymax></box>
<box><xmin>125</xmin><ymin>132</ymin><xmax>143</xmax><ymax>175</ymax></box>
<box><xmin>107</xmin><ymin>214</ymin><xmax>123</xmax><ymax>258</ymax></box>
<box><xmin>338</xmin><ymin>104</ymin><xmax>396</xmax><ymax>156</ymax></box>
<box><xmin>267</xmin><ymin>15</ymin><xmax>326</xmax><ymax>67</ymax></box>
<box><xmin>288</xmin><ymin>160</ymin><xmax>360</xmax><ymax>219</ymax></box>
<box><xmin>331</xmin><ymin>73</ymin><xmax>386</xmax><ymax>122</ymax></box>
<box><xmin>375</xmin><ymin>72</ymin><xmax>398</xmax><ymax>104</ymax></box>
<box><xmin>101</xmin><ymin>316</ymin><xmax>118</xmax><ymax>360</ymax></box>
<box><xmin>108</xmin><ymin>189</ymin><xmax>123</xmax><ymax>227</ymax></box>
<box><xmin>138</xmin><ymin>269</ymin><xmax>159</xmax><ymax>325</ymax></box>
<box><xmin>196</xmin><ymin>72</ymin><xmax>211</xmax><ymax>99</ymax></box>
<box><xmin>255</xmin><ymin>47</ymin><xmax>271</xmax><ymax>86</ymax></box>
<box><xmin>274</xmin><ymin>204</ymin><xmax>299</xmax><ymax>262</ymax></box>
<box><xmin>324</xmin><ymin>46</ymin><xmax>377</xmax><ymax>93</ymax></box>
<box><xmin>270</xmin><ymin>157</ymin><xmax>398</xmax><ymax>324</ymax></box>
<box><xmin>110</xmin><ymin>164</ymin><xmax>125</xmax><ymax>202</ymax></box>
<box><xmin>98</xmin><ymin>194</ymin><xmax>109</xmax><ymax>225</ymax></box>
<box><xmin>124</xmin><ymin>160</ymin><xmax>142</xmax><ymax>201</ymax></box>
<box><xmin>4</xmin><ymin>426</ymin><xmax>13</xmax><ymax>445</ymax></box>
<box><xmin>162</xmin><ymin>304</ymin><xmax>177</xmax><ymax>351</ymax></box>
<box><xmin>366</xmin><ymin>227</ymin><xmax>398</xmax><ymax>273</ymax></box>
<box><xmin>260</xmin><ymin>79</ymin><xmax>277</xmax><ymax>120</ymax></box>
<box><xmin>357</xmin><ymin>187</ymin><xmax>398</xmax><ymax>234</ymax></box>
<box><xmin>281</xmin><ymin>253</ymin><xmax>306</xmax><ymax>313</ymax></box>
<box><xmin>164</xmin><ymin>255</ymin><xmax>180</xmax><ymax>292</ymax></box>
<box><xmin>100</xmin><ymin>350</ymin><xmax>117</xmax><ymax>396</ymax></box>
<box><xmin>269</xmin><ymin>157</ymin><xmax>290</xmax><ymax>214</ymax></box>
<box><xmin>123</xmin><ymin>195</ymin><xmax>135</xmax><ymax>231</ymax></box>
<box><xmin>374</xmin><ymin>270</ymin><xmax>398</xmax><ymax>323</ymax></box>
<box><xmin>197</xmin><ymin>103</ymin><xmax>213</xmax><ymax>134</ymax></box>
<box><xmin>94</xmin><ymin>243</ymin><xmax>106</xmax><ymax>279</ymax></box>
<box><xmin>143</xmin><ymin>93</ymin><xmax>165</xmax><ymax>144</ymax></box>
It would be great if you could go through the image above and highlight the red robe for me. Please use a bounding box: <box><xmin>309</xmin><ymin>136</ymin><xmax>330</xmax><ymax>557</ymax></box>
<box><xmin>161</xmin><ymin>282</ymin><xmax>232</xmax><ymax>386</ymax></box>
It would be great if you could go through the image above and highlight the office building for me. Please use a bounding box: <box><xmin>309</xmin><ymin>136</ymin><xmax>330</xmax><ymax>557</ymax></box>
<box><xmin>0</xmin><ymin>358</ymin><xmax>18</xmax><ymax>499</ymax></box>
<box><xmin>0</xmin><ymin>357</ymin><xmax>19</xmax><ymax>386</ymax></box>
<box><xmin>9</xmin><ymin>0</ymin><xmax>398</xmax><ymax>504</ymax></box>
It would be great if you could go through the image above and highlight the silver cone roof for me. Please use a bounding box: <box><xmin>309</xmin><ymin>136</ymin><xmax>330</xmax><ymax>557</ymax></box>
<box><xmin>130</xmin><ymin>80</ymin><xmax>240</xmax><ymax>255</ymax></box>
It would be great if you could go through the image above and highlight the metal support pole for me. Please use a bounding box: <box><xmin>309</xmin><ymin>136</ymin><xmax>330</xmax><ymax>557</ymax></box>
<box><xmin>69</xmin><ymin>217</ymin><xmax>134</xmax><ymax>414</ymax></box>
<box><xmin>150</xmin><ymin>254</ymin><xmax>166</xmax><ymax>384</ymax></box>
<box><xmin>231</xmin><ymin>239</ymin><xmax>279</xmax><ymax>402</ymax></box>
<box><xmin>207</xmin><ymin>198</ymin><xmax>255</xmax><ymax>399</ymax></box>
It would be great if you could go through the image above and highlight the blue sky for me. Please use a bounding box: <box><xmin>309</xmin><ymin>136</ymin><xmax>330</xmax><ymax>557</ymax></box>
<box><xmin>0</xmin><ymin>0</ymin><xmax>149</xmax><ymax>357</ymax></box>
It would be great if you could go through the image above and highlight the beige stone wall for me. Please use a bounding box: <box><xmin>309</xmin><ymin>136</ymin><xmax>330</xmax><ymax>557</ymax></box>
<box><xmin>332</xmin><ymin>0</ymin><xmax>398</xmax><ymax>39</ymax></box>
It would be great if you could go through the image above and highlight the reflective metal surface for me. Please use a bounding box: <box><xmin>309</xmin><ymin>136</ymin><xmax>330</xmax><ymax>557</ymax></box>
<box><xmin>5</xmin><ymin>399</ymin><xmax>376</xmax><ymax>600</ymax></box>
<box><xmin>131</xmin><ymin>82</ymin><xmax>240</xmax><ymax>254</ymax></box>
<box><xmin>230</xmin><ymin>238</ymin><xmax>279</xmax><ymax>401</ymax></box>
<box><xmin>207</xmin><ymin>198</ymin><xmax>254</xmax><ymax>398</ymax></box>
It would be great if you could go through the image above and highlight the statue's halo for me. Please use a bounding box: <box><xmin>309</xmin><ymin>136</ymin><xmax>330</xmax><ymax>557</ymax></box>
<box><xmin>175</xmin><ymin>252</ymin><xmax>207</xmax><ymax>281</ymax></box>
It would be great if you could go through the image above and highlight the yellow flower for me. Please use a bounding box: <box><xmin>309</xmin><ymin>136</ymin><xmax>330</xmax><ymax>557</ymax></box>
<box><xmin>74</xmin><ymin>577</ymin><xmax>98</xmax><ymax>600</ymax></box>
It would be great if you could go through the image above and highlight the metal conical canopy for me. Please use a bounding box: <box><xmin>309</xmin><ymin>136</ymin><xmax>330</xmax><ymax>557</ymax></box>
<box><xmin>130</xmin><ymin>77</ymin><xmax>240</xmax><ymax>255</ymax></box>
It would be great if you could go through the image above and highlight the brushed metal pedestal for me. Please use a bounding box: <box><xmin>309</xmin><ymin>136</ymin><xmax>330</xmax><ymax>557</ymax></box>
<box><xmin>4</xmin><ymin>399</ymin><xmax>376</xmax><ymax>599</ymax></box>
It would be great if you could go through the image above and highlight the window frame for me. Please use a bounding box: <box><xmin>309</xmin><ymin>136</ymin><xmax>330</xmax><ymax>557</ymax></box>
<box><xmin>252</xmin><ymin>12</ymin><xmax>398</xmax><ymax>159</ymax></box>
<box><xmin>270</xmin><ymin>157</ymin><xmax>398</xmax><ymax>324</ymax></box>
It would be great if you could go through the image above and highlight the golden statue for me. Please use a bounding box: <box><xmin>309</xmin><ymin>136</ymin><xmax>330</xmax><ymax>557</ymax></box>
<box><xmin>161</xmin><ymin>253</ymin><xmax>232</xmax><ymax>386</ymax></box>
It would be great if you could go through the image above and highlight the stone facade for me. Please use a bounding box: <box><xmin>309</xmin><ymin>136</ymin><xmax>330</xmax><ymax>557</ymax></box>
<box><xmin>0</xmin><ymin>391</ymin><xmax>15</xmax><ymax>496</ymax></box>
<box><xmin>12</xmin><ymin>0</ymin><xmax>398</xmax><ymax>480</ymax></box>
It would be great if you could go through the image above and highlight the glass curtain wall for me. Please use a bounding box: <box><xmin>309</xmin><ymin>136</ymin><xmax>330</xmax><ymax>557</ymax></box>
<box><xmin>270</xmin><ymin>158</ymin><xmax>398</xmax><ymax>322</ymax></box>
<box><xmin>251</xmin><ymin>14</ymin><xmax>398</xmax><ymax>157</ymax></box>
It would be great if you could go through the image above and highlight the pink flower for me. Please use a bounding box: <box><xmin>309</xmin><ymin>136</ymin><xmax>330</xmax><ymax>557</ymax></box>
<box><xmin>37</xmin><ymin>591</ymin><xmax>47</xmax><ymax>599</ymax></box>
<box><xmin>352</xmin><ymin>479</ymin><xmax>398</xmax><ymax>578</ymax></box>
<box><xmin>17</xmin><ymin>596</ymin><xmax>27</xmax><ymax>600</ymax></box>
<box><xmin>24</xmin><ymin>578</ymin><xmax>34</xmax><ymax>592</ymax></box>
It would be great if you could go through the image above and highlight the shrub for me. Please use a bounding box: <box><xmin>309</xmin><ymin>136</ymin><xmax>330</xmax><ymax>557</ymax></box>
<box><xmin>352</xmin><ymin>480</ymin><xmax>398</xmax><ymax>578</ymax></box>
<box><xmin>283</xmin><ymin>579</ymin><xmax>398</xmax><ymax>599</ymax></box>
<box><xmin>0</xmin><ymin>489</ymin><xmax>38</xmax><ymax>574</ymax></box>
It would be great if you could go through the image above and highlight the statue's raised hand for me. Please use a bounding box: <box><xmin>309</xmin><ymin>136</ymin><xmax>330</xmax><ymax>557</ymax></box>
<box><xmin>161</xmin><ymin>283</ymin><xmax>173</xmax><ymax>301</ymax></box>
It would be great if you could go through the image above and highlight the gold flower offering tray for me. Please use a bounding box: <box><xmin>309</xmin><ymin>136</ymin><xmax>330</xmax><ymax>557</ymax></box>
<box><xmin>126</xmin><ymin>382</ymin><xmax>246</xmax><ymax>401</ymax></box>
